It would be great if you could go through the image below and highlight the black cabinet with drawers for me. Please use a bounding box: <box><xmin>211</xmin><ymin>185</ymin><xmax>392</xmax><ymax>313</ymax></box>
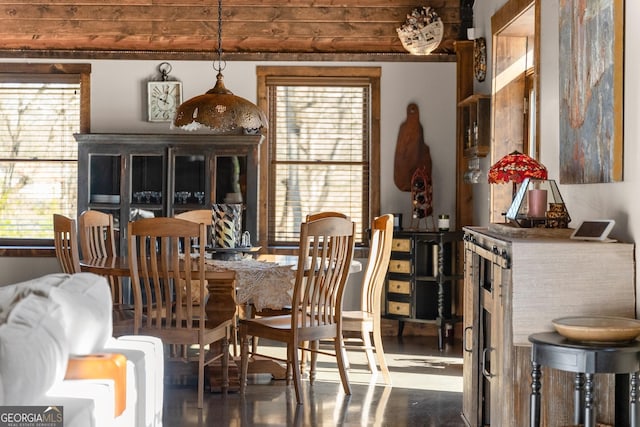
<box><xmin>384</xmin><ymin>230</ymin><xmax>463</xmax><ymax>350</ymax></box>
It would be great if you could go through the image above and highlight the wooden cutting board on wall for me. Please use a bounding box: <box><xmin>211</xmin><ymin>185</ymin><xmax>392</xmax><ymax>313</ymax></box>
<box><xmin>394</xmin><ymin>103</ymin><xmax>432</xmax><ymax>192</ymax></box>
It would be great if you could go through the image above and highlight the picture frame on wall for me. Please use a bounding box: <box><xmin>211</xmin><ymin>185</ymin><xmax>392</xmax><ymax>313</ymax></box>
<box><xmin>558</xmin><ymin>0</ymin><xmax>624</xmax><ymax>184</ymax></box>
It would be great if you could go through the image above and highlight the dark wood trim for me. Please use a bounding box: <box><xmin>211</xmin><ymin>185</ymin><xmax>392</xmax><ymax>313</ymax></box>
<box><xmin>454</xmin><ymin>40</ymin><xmax>474</xmax><ymax>230</ymax></box>
<box><xmin>0</xmin><ymin>246</ymin><xmax>56</xmax><ymax>257</ymax></box>
<box><xmin>0</xmin><ymin>49</ymin><xmax>456</xmax><ymax>63</ymax></box>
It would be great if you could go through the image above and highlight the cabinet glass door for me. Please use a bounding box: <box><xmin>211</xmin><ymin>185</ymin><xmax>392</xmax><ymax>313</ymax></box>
<box><xmin>88</xmin><ymin>154</ymin><xmax>120</xmax><ymax>205</ymax></box>
<box><xmin>173</xmin><ymin>154</ymin><xmax>206</xmax><ymax>208</ymax></box>
<box><xmin>130</xmin><ymin>154</ymin><xmax>164</xmax><ymax>219</ymax></box>
<box><xmin>214</xmin><ymin>155</ymin><xmax>247</xmax><ymax>204</ymax></box>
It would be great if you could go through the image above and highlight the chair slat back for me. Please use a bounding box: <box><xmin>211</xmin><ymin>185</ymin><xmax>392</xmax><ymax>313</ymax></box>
<box><xmin>53</xmin><ymin>214</ymin><xmax>81</xmax><ymax>274</ymax></box>
<box><xmin>128</xmin><ymin>217</ymin><xmax>207</xmax><ymax>336</ymax></box>
<box><xmin>78</xmin><ymin>210</ymin><xmax>117</xmax><ymax>259</ymax></box>
<box><xmin>174</xmin><ymin>209</ymin><xmax>213</xmax><ymax>248</ymax></box>
<box><xmin>361</xmin><ymin>214</ymin><xmax>394</xmax><ymax>314</ymax></box>
<box><xmin>291</xmin><ymin>216</ymin><xmax>356</xmax><ymax>330</ymax></box>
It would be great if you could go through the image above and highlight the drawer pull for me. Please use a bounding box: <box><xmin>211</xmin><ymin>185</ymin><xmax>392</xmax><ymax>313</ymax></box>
<box><xmin>389</xmin><ymin>260</ymin><xmax>411</xmax><ymax>273</ymax></box>
<box><xmin>391</xmin><ymin>239</ymin><xmax>411</xmax><ymax>252</ymax></box>
<box><xmin>388</xmin><ymin>280</ymin><xmax>410</xmax><ymax>294</ymax></box>
<box><xmin>388</xmin><ymin>302</ymin><xmax>410</xmax><ymax>316</ymax></box>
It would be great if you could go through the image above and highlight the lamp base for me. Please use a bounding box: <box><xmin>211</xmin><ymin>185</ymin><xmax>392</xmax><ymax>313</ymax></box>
<box><xmin>509</xmin><ymin>216</ymin><xmax>547</xmax><ymax>228</ymax></box>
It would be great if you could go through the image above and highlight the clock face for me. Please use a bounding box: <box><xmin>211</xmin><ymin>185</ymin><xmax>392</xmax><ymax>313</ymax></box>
<box><xmin>147</xmin><ymin>81</ymin><xmax>182</xmax><ymax>122</ymax></box>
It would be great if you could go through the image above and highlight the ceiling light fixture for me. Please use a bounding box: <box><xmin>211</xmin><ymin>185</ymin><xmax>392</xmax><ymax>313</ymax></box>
<box><xmin>172</xmin><ymin>0</ymin><xmax>268</xmax><ymax>134</ymax></box>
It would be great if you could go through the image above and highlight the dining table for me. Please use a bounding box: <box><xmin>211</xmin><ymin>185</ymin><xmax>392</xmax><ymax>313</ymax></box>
<box><xmin>79</xmin><ymin>255</ymin><xmax>298</xmax><ymax>311</ymax></box>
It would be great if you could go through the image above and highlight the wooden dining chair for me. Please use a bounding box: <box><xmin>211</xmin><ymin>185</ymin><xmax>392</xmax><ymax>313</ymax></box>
<box><xmin>78</xmin><ymin>210</ymin><xmax>121</xmax><ymax>294</ymax></box>
<box><xmin>239</xmin><ymin>215</ymin><xmax>356</xmax><ymax>404</ymax></box>
<box><xmin>128</xmin><ymin>216</ymin><xmax>234</xmax><ymax>409</ymax></box>
<box><xmin>174</xmin><ymin>209</ymin><xmax>213</xmax><ymax>250</ymax></box>
<box><xmin>341</xmin><ymin>214</ymin><xmax>394</xmax><ymax>384</ymax></box>
<box><xmin>78</xmin><ymin>209</ymin><xmax>134</xmax><ymax>336</ymax></box>
<box><xmin>174</xmin><ymin>209</ymin><xmax>239</xmax><ymax>357</ymax></box>
<box><xmin>53</xmin><ymin>214</ymin><xmax>81</xmax><ymax>274</ymax></box>
<box><xmin>78</xmin><ymin>210</ymin><xmax>117</xmax><ymax>259</ymax></box>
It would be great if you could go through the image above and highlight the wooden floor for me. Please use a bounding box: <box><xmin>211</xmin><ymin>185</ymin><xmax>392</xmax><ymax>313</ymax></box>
<box><xmin>162</xmin><ymin>334</ymin><xmax>465</xmax><ymax>426</ymax></box>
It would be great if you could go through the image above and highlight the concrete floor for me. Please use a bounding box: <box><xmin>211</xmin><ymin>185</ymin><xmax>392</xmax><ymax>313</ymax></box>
<box><xmin>162</xmin><ymin>334</ymin><xmax>465</xmax><ymax>426</ymax></box>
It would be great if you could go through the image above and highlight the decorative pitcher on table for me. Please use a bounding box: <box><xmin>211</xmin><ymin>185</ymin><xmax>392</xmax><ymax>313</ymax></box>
<box><xmin>211</xmin><ymin>204</ymin><xmax>242</xmax><ymax>248</ymax></box>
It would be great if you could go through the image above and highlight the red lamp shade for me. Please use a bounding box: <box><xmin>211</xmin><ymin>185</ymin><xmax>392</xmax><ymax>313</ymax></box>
<box><xmin>488</xmin><ymin>151</ymin><xmax>548</xmax><ymax>197</ymax></box>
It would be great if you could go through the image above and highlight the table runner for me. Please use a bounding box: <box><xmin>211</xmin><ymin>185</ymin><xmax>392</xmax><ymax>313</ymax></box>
<box><xmin>205</xmin><ymin>259</ymin><xmax>295</xmax><ymax>311</ymax></box>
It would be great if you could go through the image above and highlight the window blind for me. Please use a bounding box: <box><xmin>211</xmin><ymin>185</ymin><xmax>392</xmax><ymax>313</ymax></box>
<box><xmin>267</xmin><ymin>84</ymin><xmax>370</xmax><ymax>244</ymax></box>
<box><xmin>0</xmin><ymin>81</ymin><xmax>80</xmax><ymax>240</ymax></box>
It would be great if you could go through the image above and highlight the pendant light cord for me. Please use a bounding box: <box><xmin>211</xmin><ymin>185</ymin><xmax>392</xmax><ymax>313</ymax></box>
<box><xmin>214</xmin><ymin>0</ymin><xmax>226</xmax><ymax>73</ymax></box>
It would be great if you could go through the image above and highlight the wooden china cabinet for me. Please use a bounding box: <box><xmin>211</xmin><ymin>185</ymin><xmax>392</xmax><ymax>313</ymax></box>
<box><xmin>75</xmin><ymin>133</ymin><xmax>263</xmax><ymax>256</ymax></box>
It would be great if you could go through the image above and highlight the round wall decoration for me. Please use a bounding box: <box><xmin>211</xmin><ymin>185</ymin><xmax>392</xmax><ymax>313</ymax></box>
<box><xmin>474</xmin><ymin>37</ymin><xmax>487</xmax><ymax>82</ymax></box>
<box><xmin>396</xmin><ymin>6</ymin><xmax>444</xmax><ymax>56</ymax></box>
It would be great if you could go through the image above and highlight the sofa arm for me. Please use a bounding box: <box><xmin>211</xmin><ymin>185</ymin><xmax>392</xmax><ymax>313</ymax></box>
<box><xmin>64</xmin><ymin>353</ymin><xmax>127</xmax><ymax>417</ymax></box>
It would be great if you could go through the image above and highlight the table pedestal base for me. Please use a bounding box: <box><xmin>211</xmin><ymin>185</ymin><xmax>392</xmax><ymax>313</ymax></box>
<box><xmin>208</xmin><ymin>356</ymin><xmax>288</xmax><ymax>392</ymax></box>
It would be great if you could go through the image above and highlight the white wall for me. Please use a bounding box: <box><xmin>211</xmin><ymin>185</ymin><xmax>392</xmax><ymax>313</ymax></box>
<box><xmin>0</xmin><ymin>58</ymin><xmax>458</xmax><ymax>294</ymax></box>
<box><xmin>88</xmin><ymin>59</ymin><xmax>458</xmax><ymax>228</ymax></box>
<box><xmin>474</xmin><ymin>1</ymin><xmax>640</xmax><ymax>313</ymax></box>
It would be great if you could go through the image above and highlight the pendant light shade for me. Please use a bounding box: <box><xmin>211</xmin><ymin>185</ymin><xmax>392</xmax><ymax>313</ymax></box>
<box><xmin>172</xmin><ymin>0</ymin><xmax>268</xmax><ymax>134</ymax></box>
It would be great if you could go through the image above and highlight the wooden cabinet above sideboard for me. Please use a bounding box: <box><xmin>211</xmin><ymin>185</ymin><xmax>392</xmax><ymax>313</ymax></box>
<box><xmin>458</xmin><ymin>94</ymin><xmax>491</xmax><ymax>159</ymax></box>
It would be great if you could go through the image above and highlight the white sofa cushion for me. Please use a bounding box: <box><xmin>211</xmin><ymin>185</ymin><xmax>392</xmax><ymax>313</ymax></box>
<box><xmin>0</xmin><ymin>293</ymin><xmax>68</xmax><ymax>405</ymax></box>
<box><xmin>48</xmin><ymin>273</ymin><xmax>113</xmax><ymax>355</ymax></box>
<box><xmin>0</xmin><ymin>273</ymin><xmax>113</xmax><ymax>355</ymax></box>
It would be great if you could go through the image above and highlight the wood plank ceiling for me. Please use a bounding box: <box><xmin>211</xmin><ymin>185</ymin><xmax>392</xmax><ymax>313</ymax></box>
<box><xmin>0</xmin><ymin>0</ymin><xmax>470</xmax><ymax>61</ymax></box>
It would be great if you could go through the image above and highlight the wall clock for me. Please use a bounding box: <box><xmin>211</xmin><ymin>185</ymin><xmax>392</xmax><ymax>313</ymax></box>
<box><xmin>474</xmin><ymin>37</ymin><xmax>487</xmax><ymax>82</ymax></box>
<box><xmin>147</xmin><ymin>62</ymin><xmax>182</xmax><ymax>122</ymax></box>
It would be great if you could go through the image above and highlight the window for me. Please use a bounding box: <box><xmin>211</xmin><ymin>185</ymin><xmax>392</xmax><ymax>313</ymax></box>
<box><xmin>0</xmin><ymin>64</ymin><xmax>90</xmax><ymax>245</ymax></box>
<box><xmin>257</xmin><ymin>66</ymin><xmax>381</xmax><ymax>248</ymax></box>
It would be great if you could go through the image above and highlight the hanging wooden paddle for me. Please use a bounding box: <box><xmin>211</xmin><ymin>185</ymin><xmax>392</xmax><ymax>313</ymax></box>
<box><xmin>394</xmin><ymin>103</ymin><xmax>432</xmax><ymax>192</ymax></box>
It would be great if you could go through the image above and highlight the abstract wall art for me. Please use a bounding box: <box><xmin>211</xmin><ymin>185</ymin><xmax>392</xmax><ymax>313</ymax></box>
<box><xmin>558</xmin><ymin>0</ymin><xmax>624</xmax><ymax>184</ymax></box>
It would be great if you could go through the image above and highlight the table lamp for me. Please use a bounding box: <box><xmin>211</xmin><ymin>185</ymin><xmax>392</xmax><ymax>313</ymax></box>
<box><xmin>488</xmin><ymin>151</ymin><xmax>548</xmax><ymax>199</ymax></box>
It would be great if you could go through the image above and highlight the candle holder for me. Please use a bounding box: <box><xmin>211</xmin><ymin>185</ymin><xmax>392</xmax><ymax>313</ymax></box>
<box><xmin>505</xmin><ymin>178</ymin><xmax>569</xmax><ymax>228</ymax></box>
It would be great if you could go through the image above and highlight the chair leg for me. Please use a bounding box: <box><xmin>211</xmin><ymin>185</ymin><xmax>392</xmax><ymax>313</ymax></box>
<box><xmin>334</xmin><ymin>334</ymin><xmax>352</xmax><ymax>396</ymax></box>
<box><xmin>361</xmin><ymin>330</ymin><xmax>378</xmax><ymax>375</ymax></box>
<box><xmin>240</xmin><ymin>326</ymin><xmax>250</xmax><ymax>395</ymax></box>
<box><xmin>222</xmin><ymin>335</ymin><xmax>230</xmax><ymax>393</ymax></box>
<box><xmin>299</xmin><ymin>340</ymin><xmax>308</xmax><ymax>374</ymax></box>
<box><xmin>231</xmin><ymin>309</ymin><xmax>239</xmax><ymax>358</ymax></box>
<box><xmin>373</xmin><ymin>327</ymin><xmax>392</xmax><ymax>385</ymax></box>
<box><xmin>289</xmin><ymin>343</ymin><xmax>303</xmax><ymax>404</ymax></box>
<box><xmin>198</xmin><ymin>343</ymin><xmax>205</xmax><ymax>409</ymax></box>
<box><xmin>310</xmin><ymin>340</ymin><xmax>318</xmax><ymax>383</ymax></box>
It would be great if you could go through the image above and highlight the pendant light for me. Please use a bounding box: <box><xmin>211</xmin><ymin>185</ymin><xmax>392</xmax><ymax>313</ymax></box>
<box><xmin>172</xmin><ymin>0</ymin><xmax>268</xmax><ymax>134</ymax></box>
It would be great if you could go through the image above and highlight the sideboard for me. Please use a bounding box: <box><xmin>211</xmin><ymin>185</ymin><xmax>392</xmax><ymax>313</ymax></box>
<box><xmin>462</xmin><ymin>226</ymin><xmax>635</xmax><ymax>426</ymax></box>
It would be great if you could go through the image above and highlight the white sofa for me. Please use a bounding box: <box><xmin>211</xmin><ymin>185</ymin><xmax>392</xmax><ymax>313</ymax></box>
<box><xmin>0</xmin><ymin>272</ymin><xmax>164</xmax><ymax>427</ymax></box>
